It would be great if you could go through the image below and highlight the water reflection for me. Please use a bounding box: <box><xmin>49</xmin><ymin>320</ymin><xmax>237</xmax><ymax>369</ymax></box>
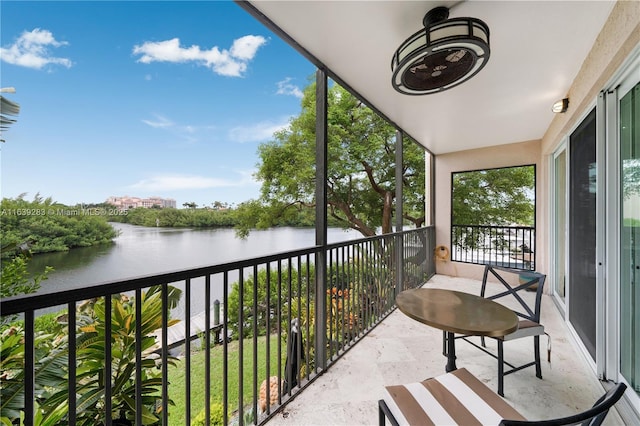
<box><xmin>28</xmin><ymin>223</ymin><xmax>360</xmax><ymax>297</ymax></box>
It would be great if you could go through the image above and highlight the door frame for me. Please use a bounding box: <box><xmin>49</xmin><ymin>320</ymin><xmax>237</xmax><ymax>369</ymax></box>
<box><xmin>605</xmin><ymin>49</ymin><xmax>640</xmax><ymax>380</ymax></box>
<box><xmin>603</xmin><ymin>46</ymin><xmax>640</xmax><ymax>422</ymax></box>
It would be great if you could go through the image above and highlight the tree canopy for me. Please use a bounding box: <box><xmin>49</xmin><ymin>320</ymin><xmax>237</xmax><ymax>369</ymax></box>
<box><xmin>236</xmin><ymin>82</ymin><xmax>426</xmax><ymax>238</ymax></box>
<box><xmin>452</xmin><ymin>165</ymin><xmax>535</xmax><ymax>226</ymax></box>
<box><xmin>0</xmin><ymin>194</ymin><xmax>118</xmax><ymax>256</ymax></box>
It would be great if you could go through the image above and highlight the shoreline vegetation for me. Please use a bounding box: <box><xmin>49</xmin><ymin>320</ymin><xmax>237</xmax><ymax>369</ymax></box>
<box><xmin>0</xmin><ymin>195</ymin><xmax>322</xmax><ymax>259</ymax></box>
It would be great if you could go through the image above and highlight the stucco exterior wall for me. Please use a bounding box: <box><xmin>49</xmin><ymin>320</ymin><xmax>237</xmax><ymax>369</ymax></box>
<box><xmin>541</xmin><ymin>1</ymin><xmax>640</xmax><ymax>155</ymax></box>
<box><xmin>434</xmin><ymin>140</ymin><xmax>542</xmax><ymax>281</ymax></box>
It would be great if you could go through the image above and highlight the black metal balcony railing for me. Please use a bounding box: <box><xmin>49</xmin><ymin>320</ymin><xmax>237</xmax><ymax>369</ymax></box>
<box><xmin>451</xmin><ymin>224</ymin><xmax>535</xmax><ymax>270</ymax></box>
<box><xmin>0</xmin><ymin>227</ymin><xmax>434</xmax><ymax>426</ymax></box>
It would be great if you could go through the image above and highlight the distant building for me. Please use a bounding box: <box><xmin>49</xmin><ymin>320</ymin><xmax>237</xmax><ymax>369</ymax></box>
<box><xmin>106</xmin><ymin>196</ymin><xmax>176</xmax><ymax>210</ymax></box>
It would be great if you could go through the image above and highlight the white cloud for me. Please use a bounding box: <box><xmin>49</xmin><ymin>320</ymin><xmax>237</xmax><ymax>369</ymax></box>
<box><xmin>228</xmin><ymin>118</ymin><xmax>291</xmax><ymax>143</ymax></box>
<box><xmin>142</xmin><ymin>114</ymin><xmax>174</xmax><ymax>129</ymax></box>
<box><xmin>276</xmin><ymin>77</ymin><xmax>303</xmax><ymax>98</ymax></box>
<box><xmin>129</xmin><ymin>172</ymin><xmax>256</xmax><ymax>191</ymax></box>
<box><xmin>0</xmin><ymin>28</ymin><xmax>72</xmax><ymax>69</ymax></box>
<box><xmin>132</xmin><ymin>35</ymin><xmax>267</xmax><ymax>77</ymax></box>
<box><xmin>230</xmin><ymin>35</ymin><xmax>266</xmax><ymax>60</ymax></box>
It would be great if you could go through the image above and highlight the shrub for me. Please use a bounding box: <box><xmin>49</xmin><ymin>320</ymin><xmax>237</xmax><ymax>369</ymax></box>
<box><xmin>192</xmin><ymin>403</ymin><xmax>225</xmax><ymax>426</ymax></box>
<box><xmin>34</xmin><ymin>312</ymin><xmax>65</xmax><ymax>336</ymax></box>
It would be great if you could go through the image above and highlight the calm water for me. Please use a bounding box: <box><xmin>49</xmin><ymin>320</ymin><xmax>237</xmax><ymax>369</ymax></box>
<box><xmin>27</xmin><ymin>224</ymin><xmax>361</xmax><ymax>317</ymax></box>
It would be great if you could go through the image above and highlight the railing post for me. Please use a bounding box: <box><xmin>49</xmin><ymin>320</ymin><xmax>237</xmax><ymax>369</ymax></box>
<box><xmin>395</xmin><ymin>129</ymin><xmax>404</xmax><ymax>295</ymax></box>
<box><xmin>24</xmin><ymin>311</ymin><xmax>34</xmax><ymax>426</ymax></box>
<box><xmin>315</xmin><ymin>68</ymin><xmax>328</xmax><ymax>371</ymax></box>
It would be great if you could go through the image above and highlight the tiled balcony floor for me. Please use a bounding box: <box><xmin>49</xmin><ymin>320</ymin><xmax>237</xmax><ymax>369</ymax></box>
<box><xmin>266</xmin><ymin>274</ymin><xmax>623</xmax><ymax>425</ymax></box>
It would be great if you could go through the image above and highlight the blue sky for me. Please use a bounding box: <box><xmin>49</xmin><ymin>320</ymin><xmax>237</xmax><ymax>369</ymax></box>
<box><xmin>0</xmin><ymin>1</ymin><xmax>315</xmax><ymax>207</ymax></box>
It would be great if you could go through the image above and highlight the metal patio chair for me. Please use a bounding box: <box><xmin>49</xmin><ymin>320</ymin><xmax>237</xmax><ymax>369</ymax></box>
<box><xmin>443</xmin><ymin>265</ymin><xmax>548</xmax><ymax>396</ymax></box>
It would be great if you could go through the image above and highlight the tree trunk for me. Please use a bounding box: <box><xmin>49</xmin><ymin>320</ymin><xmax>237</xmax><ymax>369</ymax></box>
<box><xmin>381</xmin><ymin>191</ymin><xmax>393</xmax><ymax>234</ymax></box>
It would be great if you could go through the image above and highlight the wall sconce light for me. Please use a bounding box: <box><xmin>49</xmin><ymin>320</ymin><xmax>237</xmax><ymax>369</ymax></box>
<box><xmin>552</xmin><ymin>98</ymin><xmax>569</xmax><ymax>113</ymax></box>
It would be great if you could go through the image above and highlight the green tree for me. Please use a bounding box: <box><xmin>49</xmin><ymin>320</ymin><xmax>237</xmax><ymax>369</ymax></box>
<box><xmin>623</xmin><ymin>159</ymin><xmax>640</xmax><ymax>201</ymax></box>
<box><xmin>0</xmin><ymin>195</ymin><xmax>118</xmax><ymax>256</ymax></box>
<box><xmin>226</xmin><ymin>264</ymin><xmax>313</xmax><ymax>339</ymax></box>
<box><xmin>0</xmin><ymin>243</ymin><xmax>53</xmax><ymax>326</ymax></box>
<box><xmin>0</xmin><ymin>92</ymin><xmax>20</xmax><ymax>143</ymax></box>
<box><xmin>236</xmin><ymin>82</ymin><xmax>425</xmax><ymax>238</ymax></box>
<box><xmin>452</xmin><ymin>165</ymin><xmax>535</xmax><ymax>226</ymax></box>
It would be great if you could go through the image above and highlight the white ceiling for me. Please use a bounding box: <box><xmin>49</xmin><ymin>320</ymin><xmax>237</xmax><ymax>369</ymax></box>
<box><xmin>247</xmin><ymin>1</ymin><xmax>615</xmax><ymax>155</ymax></box>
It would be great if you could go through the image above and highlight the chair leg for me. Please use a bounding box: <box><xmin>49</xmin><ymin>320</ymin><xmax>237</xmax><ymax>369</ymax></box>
<box><xmin>442</xmin><ymin>330</ymin><xmax>447</xmax><ymax>356</ymax></box>
<box><xmin>534</xmin><ymin>335</ymin><xmax>542</xmax><ymax>379</ymax></box>
<box><xmin>481</xmin><ymin>336</ymin><xmax>486</xmax><ymax>348</ymax></box>
<box><xmin>378</xmin><ymin>400</ymin><xmax>399</xmax><ymax>426</ymax></box>
<box><xmin>498</xmin><ymin>340</ymin><xmax>504</xmax><ymax>397</ymax></box>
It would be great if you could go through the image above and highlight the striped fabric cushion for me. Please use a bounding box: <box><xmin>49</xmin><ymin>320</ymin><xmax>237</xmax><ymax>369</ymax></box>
<box><xmin>383</xmin><ymin>368</ymin><xmax>526</xmax><ymax>425</ymax></box>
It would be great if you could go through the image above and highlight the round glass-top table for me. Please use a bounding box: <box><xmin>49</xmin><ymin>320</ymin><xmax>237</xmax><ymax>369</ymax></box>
<box><xmin>396</xmin><ymin>288</ymin><xmax>519</xmax><ymax>372</ymax></box>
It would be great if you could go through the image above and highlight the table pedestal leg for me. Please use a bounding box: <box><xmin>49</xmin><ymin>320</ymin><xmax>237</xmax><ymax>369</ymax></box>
<box><xmin>446</xmin><ymin>331</ymin><xmax>457</xmax><ymax>372</ymax></box>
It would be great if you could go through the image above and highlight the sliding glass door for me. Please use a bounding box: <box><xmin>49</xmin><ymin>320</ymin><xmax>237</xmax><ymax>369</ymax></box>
<box><xmin>553</xmin><ymin>148</ymin><xmax>567</xmax><ymax>303</ymax></box>
<box><xmin>620</xmin><ymin>80</ymin><xmax>640</xmax><ymax>391</ymax></box>
<box><xmin>569</xmin><ymin>108</ymin><xmax>598</xmax><ymax>361</ymax></box>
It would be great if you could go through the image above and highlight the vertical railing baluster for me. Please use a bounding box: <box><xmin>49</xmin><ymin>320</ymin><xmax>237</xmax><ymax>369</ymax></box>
<box><xmin>252</xmin><ymin>264</ymin><xmax>259</xmax><ymax>424</ymax></box>
<box><xmin>238</xmin><ymin>268</ymin><xmax>244</xmax><ymax>425</ymax></box>
<box><xmin>161</xmin><ymin>283</ymin><xmax>168</xmax><ymax>425</ymax></box>
<box><xmin>205</xmin><ymin>275</ymin><xmax>211</xmax><ymax>425</ymax></box>
<box><xmin>265</xmin><ymin>263</ymin><xmax>272</xmax><ymax>415</ymax></box>
<box><xmin>286</xmin><ymin>258</ymin><xmax>292</xmax><ymax>387</ymax></box>
<box><xmin>375</xmin><ymin>238</ymin><xmax>380</xmax><ymax>327</ymax></box>
<box><xmin>380</xmin><ymin>236</ymin><xmax>384</xmax><ymax>321</ymax></box>
<box><xmin>366</xmin><ymin>239</ymin><xmax>372</xmax><ymax>331</ymax></box>
<box><xmin>396</xmin><ymin>230</ymin><xmax>404</xmax><ymax>297</ymax></box>
<box><xmin>305</xmin><ymin>254</ymin><xmax>311</xmax><ymax>380</ymax></box>
<box><xmin>340</xmin><ymin>245</ymin><xmax>346</xmax><ymax>351</ymax></box>
<box><xmin>276</xmin><ymin>260</ymin><xmax>283</xmax><ymax>397</ymax></box>
<box><xmin>314</xmin><ymin>246</ymin><xmax>327</xmax><ymax>372</ymax></box>
<box><xmin>474</xmin><ymin>226</ymin><xmax>478</xmax><ymax>263</ymax></box>
<box><xmin>135</xmin><ymin>288</ymin><xmax>142</xmax><ymax>426</ymax></box>
<box><xmin>105</xmin><ymin>295</ymin><xmax>112</xmax><ymax>425</ymax></box>
<box><xmin>185</xmin><ymin>278</ymin><xmax>191</xmax><ymax>425</ymax></box>
<box><xmin>517</xmin><ymin>227</ymin><xmax>522</xmax><ymax>268</ymax></box>
<box><xmin>363</xmin><ymin>241</ymin><xmax>368</xmax><ymax>333</ymax></box>
<box><xmin>223</xmin><ymin>272</ymin><xmax>229</xmax><ymax>425</ymax></box>
<box><xmin>528</xmin><ymin>227</ymin><xmax>533</xmax><ymax>269</ymax></box>
<box><xmin>24</xmin><ymin>310</ymin><xmax>34</xmax><ymax>426</ymax></box>
<box><xmin>296</xmin><ymin>256</ymin><xmax>302</xmax><ymax>389</ymax></box>
<box><xmin>401</xmin><ymin>233</ymin><xmax>406</xmax><ymax>294</ymax></box>
<box><xmin>470</xmin><ymin>226</ymin><xmax>474</xmax><ymax>263</ymax></box>
<box><xmin>357</xmin><ymin>241</ymin><xmax>363</xmax><ymax>337</ymax></box>
<box><xmin>490</xmin><ymin>226</ymin><xmax>495</xmax><ymax>266</ymax></box>
<box><xmin>327</xmin><ymin>249</ymin><xmax>334</xmax><ymax>360</ymax></box>
<box><xmin>68</xmin><ymin>302</ymin><xmax>76</xmax><ymax>426</ymax></box>
<box><xmin>345</xmin><ymin>245</ymin><xmax>352</xmax><ymax>344</ymax></box>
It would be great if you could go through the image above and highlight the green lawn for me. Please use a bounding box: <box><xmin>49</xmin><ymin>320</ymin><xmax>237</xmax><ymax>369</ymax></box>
<box><xmin>166</xmin><ymin>334</ymin><xmax>286</xmax><ymax>425</ymax></box>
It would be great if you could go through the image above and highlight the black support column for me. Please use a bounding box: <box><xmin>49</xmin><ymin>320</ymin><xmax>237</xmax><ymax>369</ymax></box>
<box><xmin>315</xmin><ymin>69</ymin><xmax>328</xmax><ymax>371</ymax></box>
